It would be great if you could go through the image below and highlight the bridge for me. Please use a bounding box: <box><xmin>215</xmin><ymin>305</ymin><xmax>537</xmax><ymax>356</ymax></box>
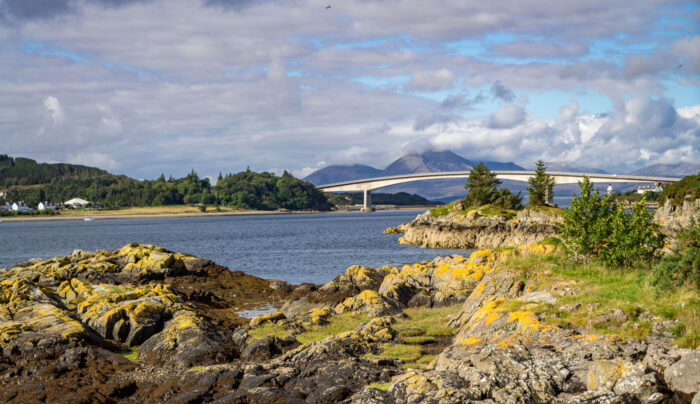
<box><xmin>317</xmin><ymin>171</ymin><xmax>681</xmax><ymax>212</ymax></box>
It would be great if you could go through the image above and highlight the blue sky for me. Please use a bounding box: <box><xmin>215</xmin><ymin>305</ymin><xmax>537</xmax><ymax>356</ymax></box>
<box><xmin>0</xmin><ymin>0</ymin><xmax>698</xmax><ymax>180</ymax></box>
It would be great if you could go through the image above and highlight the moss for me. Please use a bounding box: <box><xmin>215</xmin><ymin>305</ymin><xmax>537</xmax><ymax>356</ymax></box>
<box><xmin>121</xmin><ymin>346</ymin><xmax>140</xmax><ymax>363</ymax></box>
<box><xmin>368</xmin><ymin>382</ymin><xmax>392</xmax><ymax>391</ymax></box>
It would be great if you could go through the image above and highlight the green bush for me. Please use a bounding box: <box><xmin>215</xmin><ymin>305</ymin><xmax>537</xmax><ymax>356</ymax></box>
<box><xmin>562</xmin><ymin>176</ymin><xmax>664</xmax><ymax>266</ymax></box>
<box><xmin>652</xmin><ymin>218</ymin><xmax>700</xmax><ymax>290</ymax></box>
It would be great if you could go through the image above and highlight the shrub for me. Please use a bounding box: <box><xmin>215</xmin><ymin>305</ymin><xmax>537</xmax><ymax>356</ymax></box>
<box><xmin>562</xmin><ymin>176</ymin><xmax>664</xmax><ymax>266</ymax></box>
<box><xmin>652</xmin><ymin>218</ymin><xmax>700</xmax><ymax>290</ymax></box>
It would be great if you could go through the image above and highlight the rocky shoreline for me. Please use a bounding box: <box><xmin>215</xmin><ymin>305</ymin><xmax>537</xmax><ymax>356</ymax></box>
<box><xmin>1</xmin><ymin>242</ymin><xmax>697</xmax><ymax>403</ymax></box>
<box><xmin>386</xmin><ymin>208</ymin><xmax>562</xmax><ymax>249</ymax></box>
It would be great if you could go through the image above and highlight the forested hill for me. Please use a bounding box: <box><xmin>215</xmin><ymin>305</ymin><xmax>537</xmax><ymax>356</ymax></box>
<box><xmin>0</xmin><ymin>155</ymin><xmax>114</xmax><ymax>187</ymax></box>
<box><xmin>0</xmin><ymin>155</ymin><xmax>331</xmax><ymax>211</ymax></box>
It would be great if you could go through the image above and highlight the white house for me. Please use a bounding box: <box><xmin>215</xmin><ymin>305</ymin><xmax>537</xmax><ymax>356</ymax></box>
<box><xmin>11</xmin><ymin>202</ymin><xmax>32</xmax><ymax>212</ymax></box>
<box><xmin>65</xmin><ymin>198</ymin><xmax>91</xmax><ymax>208</ymax></box>
<box><xmin>0</xmin><ymin>191</ymin><xmax>6</xmax><ymax>199</ymax></box>
<box><xmin>38</xmin><ymin>202</ymin><xmax>56</xmax><ymax>211</ymax></box>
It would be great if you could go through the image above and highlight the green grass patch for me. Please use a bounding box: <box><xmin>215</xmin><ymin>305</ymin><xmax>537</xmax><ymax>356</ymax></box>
<box><xmin>402</xmin><ymin>335</ymin><xmax>435</xmax><ymax>344</ymax></box>
<box><xmin>503</xmin><ymin>253</ymin><xmax>700</xmax><ymax>347</ymax></box>
<box><xmin>523</xmin><ymin>205</ymin><xmax>565</xmax><ymax>216</ymax></box>
<box><xmin>394</xmin><ymin>305</ymin><xmax>461</xmax><ymax>337</ymax></box>
<box><xmin>121</xmin><ymin>346</ymin><xmax>140</xmax><ymax>363</ymax></box>
<box><xmin>477</xmin><ymin>205</ymin><xmax>517</xmax><ymax>220</ymax></box>
<box><xmin>296</xmin><ymin>312</ymin><xmax>370</xmax><ymax>344</ymax></box>
<box><xmin>247</xmin><ymin>323</ymin><xmax>292</xmax><ymax>341</ymax></box>
<box><xmin>369</xmin><ymin>382</ymin><xmax>392</xmax><ymax>391</ymax></box>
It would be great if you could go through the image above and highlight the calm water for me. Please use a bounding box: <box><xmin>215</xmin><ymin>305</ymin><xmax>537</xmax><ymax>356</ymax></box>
<box><xmin>0</xmin><ymin>210</ymin><xmax>470</xmax><ymax>284</ymax></box>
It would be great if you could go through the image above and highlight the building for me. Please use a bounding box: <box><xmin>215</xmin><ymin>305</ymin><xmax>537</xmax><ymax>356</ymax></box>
<box><xmin>11</xmin><ymin>202</ymin><xmax>32</xmax><ymax>212</ymax></box>
<box><xmin>38</xmin><ymin>201</ymin><xmax>56</xmax><ymax>211</ymax></box>
<box><xmin>637</xmin><ymin>185</ymin><xmax>664</xmax><ymax>194</ymax></box>
<box><xmin>1</xmin><ymin>202</ymin><xmax>11</xmax><ymax>211</ymax></box>
<box><xmin>65</xmin><ymin>198</ymin><xmax>91</xmax><ymax>208</ymax></box>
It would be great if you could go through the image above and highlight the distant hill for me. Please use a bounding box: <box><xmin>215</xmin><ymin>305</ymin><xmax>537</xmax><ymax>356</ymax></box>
<box><xmin>0</xmin><ymin>155</ymin><xmax>115</xmax><ymax>187</ymax></box>
<box><xmin>544</xmin><ymin>162</ymin><xmax>607</xmax><ymax>174</ymax></box>
<box><xmin>302</xmin><ymin>150</ymin><xmax>525</xmax><ymax>200</ymax></box>
<box><xmin>628</xmin><ymin>163</ymin><xmax>700</xmax><ymax>178</ymax></box>
<box><xmin>382</xmin><ymin>150</ymin><xmax>474</xmax><ymax>175</ymax></box>
<box><xmin>303</xmin><ymin>164</ymin><xmax>382</xmax><ymax>185</ymax></box>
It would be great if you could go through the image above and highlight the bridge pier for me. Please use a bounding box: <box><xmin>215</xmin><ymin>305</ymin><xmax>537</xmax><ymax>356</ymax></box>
<box><xmin>360</xmin><ymin>189</ymin><xmax>375</xmax><ymax>212</ymax></box>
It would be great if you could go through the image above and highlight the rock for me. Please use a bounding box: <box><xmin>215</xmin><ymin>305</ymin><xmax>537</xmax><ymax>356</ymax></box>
<box><xmin>588</xmin><ymin>309</ymin><xmax>628</xmax><ymax>327</ymax></box>
<box><xmin>396</xmin><ymin>209</ymin><xmax>561</xmax><ymax>249</ymax></box>
<box><xmin>586</xmin><ymin>359</ymin><xmax>645</xmax><ymax>390</ymax></box>
<box><xmin>334</xmin><ymin>290</ymin><xmax>401</xmax><ymax>316</ymax></box>
<box><xmin>518</xmin><ymin>291</ymin><xmax>557</xmax><ymax>305</ymax></box>
<box><xmin>320</xmin><ymin>264</ymin><xmax>392</xmax><ymax>295</ymax></box>
<box><xmin>77</xmin><ymin>283</ymin><xmax>183</xmax><ymax>346</ymax></box>
<box><xmin>138</xmin><ymin>310</ymin><xmax>238</xmax><ymax>367</ymax></box>
<box><xmin>249</xmin><ymin>311</ymin><xmax>286</xmax><ymax>327</ymax></box>
<box><xmin>665</xmin><ymin>350</ymin><xmax>700</xmax><ymax>399</ymax></box>
<box><xmin>0</xmin><ymin>279</ymin><xmax>95</xmax><ymax>356</ymax></box>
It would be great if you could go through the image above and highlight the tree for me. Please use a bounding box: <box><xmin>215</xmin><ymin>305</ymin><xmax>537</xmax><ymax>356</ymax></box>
<box><xmin>527</xmin><ymin>160</ymin><xmax>555</xmax><ymax>206</ymax></box>
<box><xmin>464</xmin><ymin>162</ymin><xmax>522</xmax><ymax>209</ymax></box>
<box><xmin>561</xmin><ymin>176</ymin><xmax>664</xmax><ymax>266</ymax></box>
<box><xmin>464</xmin><ymin>162</ymin><xmax>501</xmax><ymax>207</ymax></box>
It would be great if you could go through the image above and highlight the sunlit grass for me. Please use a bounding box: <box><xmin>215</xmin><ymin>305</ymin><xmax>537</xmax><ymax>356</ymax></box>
<box><xmin>296</xmin><ymin>312</ymin><xmax>370</xmax><ymax>344</ymax></box>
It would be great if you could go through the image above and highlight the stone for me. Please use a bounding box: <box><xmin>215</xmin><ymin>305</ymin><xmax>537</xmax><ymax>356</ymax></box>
<box><xmin>334</xmin><ymin>290</ymin><xmax>401</xmax><ymax>316</ymax></box>
<box><xmin>518</xmin><ymin>291</ymin><xmax>557</xmax><ymax>305</ymax></box>
<box><xmin>665</xmin><ymin>351</ymin><xmax>700</xmax><ymax>398</ymax></box>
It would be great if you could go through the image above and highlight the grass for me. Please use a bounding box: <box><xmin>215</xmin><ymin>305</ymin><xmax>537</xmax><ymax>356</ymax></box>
<box><xmin>296</xmin><ymin>312</ymin><xmax>370</xmax><ymax>344</ymax></box>
<box><xmin>121</xmin><ymin>346</ymin><xmax>140</xmax><ymax>363</ymax></box>
<box><xmin>59</xmin><ymin>205</ymin><xmax>245</xmax><ymax>217</ymax></box>
<box><xmin>402</xmin><ymin>335</ymin><xmax>435</xmax><ymax>344</ymax></box>
<box><xmin>366</xmin><ymin>343</ymin><xmax>424</xmax><ymax>362</ymax></box>
<box><xmin>503</xmin><ymin>252</ymin><xmax>700</xmax><ymax>347</ymax></box>
<box><xmin>394</xmin><ymin>305</ymin><xmax>461</xmax><ymax>337</ymax></box>
<box><xmin>523</xmin><ymin>205</ymin><xmax>565</xmax><ymax>216</ymax></box>
<box><xmin>247</xmin><ymin>323</ymin><xmax>293</xmax><ymax>341</ymax></box>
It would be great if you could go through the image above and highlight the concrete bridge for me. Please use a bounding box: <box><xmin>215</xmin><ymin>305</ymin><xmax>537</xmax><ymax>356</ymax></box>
<box><xmin>317</xmin><ymin>171</ymin><xmax>681</xmax><ymax>212</ymax></box>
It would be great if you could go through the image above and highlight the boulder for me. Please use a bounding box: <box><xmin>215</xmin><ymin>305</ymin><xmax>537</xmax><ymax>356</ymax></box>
<box><xmin>665</xmin><ymin>351</ymin><xmax>700</xmax><ymax>399</ymax></box>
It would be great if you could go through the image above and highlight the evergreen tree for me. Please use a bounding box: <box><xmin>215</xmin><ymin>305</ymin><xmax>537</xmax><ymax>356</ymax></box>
<box><xmin>527</xmin><ymin>160</ymin><xmax>555</xmax><ymax>206</ymax></box>
<box><xmin>464</xmin><ymin>162</ymin><xmax>502</xmax><ymax>207</ymax></box>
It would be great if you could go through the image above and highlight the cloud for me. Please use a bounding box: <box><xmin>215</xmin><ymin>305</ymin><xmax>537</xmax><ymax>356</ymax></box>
<box><xmin>559</xmin><ymin>98</ymin><xmax>579</xmax><ymax>122</ymax></box>
<box><xmin>43</xmin><ymin>96</ymin><xmax>65</xmax><ymax>125</ymax></box>
<box><xmin>488</xmin><ymin>104</ymin><xmax>526</xmax><ymax>129</ymax></box>
<box><xmin>490</xmin><ymin>81</ymin><xmax>515</xmax><ymax>102</ymax></box>
<box><xmin>490</xmin><ymin>38</ymin><xmax>589</xmax><ymax>59</ymax></box>
<box><xmin>407</xmin><ymin>69</ymin><xmax>455</xmax><ymax>91</ymax></box>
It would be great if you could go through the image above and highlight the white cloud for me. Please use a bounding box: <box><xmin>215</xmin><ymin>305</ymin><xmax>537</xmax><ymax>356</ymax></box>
<box><xmin>488</xmin><ymin>104</ymin><xmax>526</xmax><ymax>129</ymax></box>
<box><xmin>43</xmin><ymin>96</ymin><xmax>64</xmax><ymax>124</ymax></box>
<box><xmin>408</xmin><ymin>69</ymin><xmax>455</xmax><ymax>91</ymax></box>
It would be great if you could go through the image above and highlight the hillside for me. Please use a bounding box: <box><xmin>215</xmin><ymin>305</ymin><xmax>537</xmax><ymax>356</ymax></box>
<box><xmin>0</xmin><ymin>155</ymin><xmax>114</xmax><ymax>187</ymax></box>
<box><xmin>303</xmin><ymin>164</ymin><xmax>382</xmax><ymax>185</ymax></box>
<box><xmin>628</xmin><ymin>163</ymin><xmax>700</xmax><ymax>177</ymax></box>
<box><xmin>0</xmin><ymin>156</ymin><xmax>331</xmax><ymax>211</ymax></box>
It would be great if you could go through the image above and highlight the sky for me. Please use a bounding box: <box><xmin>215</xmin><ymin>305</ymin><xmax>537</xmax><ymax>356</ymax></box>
<box><xmin>0</xmin><ymin>0</ymin><xmax>698</xmax><ymax>181</ymax></box>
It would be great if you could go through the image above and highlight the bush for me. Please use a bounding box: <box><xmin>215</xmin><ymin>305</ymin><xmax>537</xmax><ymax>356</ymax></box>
<box><xmin>652</xmin><ymin>218</ymin><xmax>700</xmax><ymax>290</ymax></box>
<box><xmin>561</xmin><ymin>176</ymin><xmax>664</xmax><ymax>266</ymax></box>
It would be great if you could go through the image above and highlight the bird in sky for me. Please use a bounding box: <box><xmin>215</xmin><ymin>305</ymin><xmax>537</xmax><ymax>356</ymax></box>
<box><xmin>677</xmin><ymin>63</ymin><xmax>684</xmax><ymax>70</ymax></box>
<box><xmin>326</xmin><ymin>5</ymin><xmax>331</xmax><ymax>9</ymax></box>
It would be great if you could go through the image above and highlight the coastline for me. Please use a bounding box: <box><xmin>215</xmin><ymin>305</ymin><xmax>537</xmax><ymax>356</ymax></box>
<box><xmin>0</xmin><ymin>205</ymin><xmax>435</xmax><ymax>223</ymax></box>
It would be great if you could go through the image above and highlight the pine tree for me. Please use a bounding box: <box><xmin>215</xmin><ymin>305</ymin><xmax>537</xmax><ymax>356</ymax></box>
<box><xmin>527</xmin><ymin>160</ymin><xmax>555</xmax><ymax>206</ymax></box>
<box><xmin>464</xmin><ymin>162</ymin><xmax>502</xmax><ymax>207</ymax></box>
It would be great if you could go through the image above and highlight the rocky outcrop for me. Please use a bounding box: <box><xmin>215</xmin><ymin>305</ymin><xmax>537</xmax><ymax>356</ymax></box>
<box><xmin>0</xmin><ymin>242</ymin><xmax>694</xmax><ymax>403</ymax></box>
<box><xmin>393</xmin><ymin>208</ymin><xmax>561</xmax><ymax>249</ymax></box>
<box><xmin>655</xmin><ymin>197</ymin><xmax>700</xmax><ymax>235</ymax></box>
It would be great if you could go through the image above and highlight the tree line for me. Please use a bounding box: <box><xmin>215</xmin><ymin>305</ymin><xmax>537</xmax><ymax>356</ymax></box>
<box><xmin>1</xmin><ymin>156</ymin><xmax>331</xmax><ymax>211</ymax></box>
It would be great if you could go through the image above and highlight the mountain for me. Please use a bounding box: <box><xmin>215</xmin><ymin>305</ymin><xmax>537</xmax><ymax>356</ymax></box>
<box><xmin>628</xmin><ymin>163</ymin><xmax>700</xmax><ymax>178</ymax></box>
<box><xmin>303</xmin><ymin>151</ymin><xmax>526</xmax><ymax>200</ymax></box>
<box><xmin>382</xmin><ymin>150</ymin><xmax>474</xmax><ymax>175</ymax></box>
<box><xmin>544</xmin><ymin>162</ymin><xmax>607</xmax><ymax>174</ymax></box>
<box><xmin>302</xmin><ymin>164</ymin><xmax>382</xmax><ymax>185</ymax></box>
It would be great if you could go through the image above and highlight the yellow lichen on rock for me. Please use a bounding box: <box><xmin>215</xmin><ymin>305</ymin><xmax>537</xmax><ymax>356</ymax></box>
<box><xmin>249</xmin><ymin>311</ymin><xmax>286</xmax><ymax>327</ymax></box>
<box><xmin>334</xmin><ymin>290</ymin><xmax>399</xmax><ymax>316</ymax></box>
<box><xmin>586</xmin><ymin>359</ymin><xmax>645</xmax><ymax>390</ymax></box>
